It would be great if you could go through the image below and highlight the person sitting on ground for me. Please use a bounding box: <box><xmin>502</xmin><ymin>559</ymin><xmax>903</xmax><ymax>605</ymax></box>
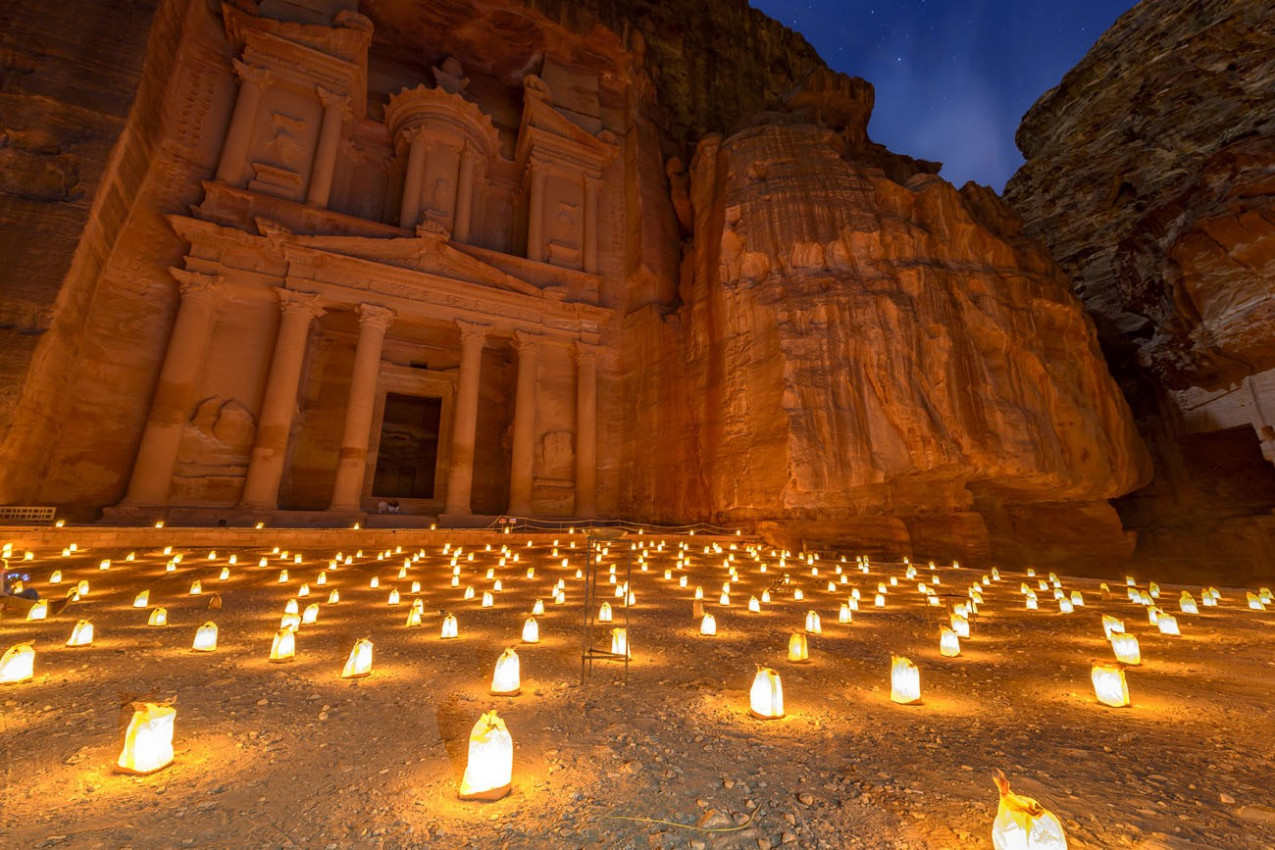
<box><xmin>1</xmin><ymin>569</ymin><xmax>40</xmax><ymax>601</ymax></box>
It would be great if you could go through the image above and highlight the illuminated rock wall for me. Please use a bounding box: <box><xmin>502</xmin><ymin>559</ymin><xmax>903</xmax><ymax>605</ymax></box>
<box><xmin>1005</xmin><ymin>0</ymin><xmax>1275</xmax><ymax>579</ymax></box>
<box><xmin>0</xmin><ymin>0</ymin><xmax>1151</xmax><ymax>566</ymax></box>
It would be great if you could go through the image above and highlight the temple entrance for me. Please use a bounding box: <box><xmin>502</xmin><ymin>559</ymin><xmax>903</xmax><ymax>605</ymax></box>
<box><xmin>371</xmin><ymin>393</ymin><xmax>442</xmax><ymax>499</ymax></box>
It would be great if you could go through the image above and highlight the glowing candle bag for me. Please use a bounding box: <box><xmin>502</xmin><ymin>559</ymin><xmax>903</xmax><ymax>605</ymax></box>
<box><xmin>193</xmin><ymin>621</ymin><xmax>218</xmax><ymax>652</ymax></box>
<box><xmin>270</xmin><ymin>628</ymin><xmax>296</xmax><ymax>662</ymax></box>
<box><xmin>116</xmin><ymin>702</ymin><xmax>176</xmax><ymax>775</ymax></box>
<box><xmin>1110</xmin><ymin>633</ymin><xmax>1140</xmax><ymax>666</ymax></box>
<box><xmin>788</xmin><ymin>632</ymin><xmax>809</xmax><ymax>663</ymax></box>
<box><xmin>1091</xmin><ymin>663</ymin><xmax>1130</xmax><ymax>708</ymax></box>
<box><xmin>991</xmin><ymin>768</ymin><xmax>1067</xmax><ymax>850</ymax></box>
<box><xmin>0</xmin><ymin>643</ymin><xmax>35</xmax><ymax>683</ymax></box>
<box><xmin>490</xmin><ymin>648</ymin><xmax>521</xmax><ymax>696</ymax></box>
<box><xmin>458</xmin><ymin>711</ymin><xmax>513</xmax><ymax>801</ymax></box>
<box><xmin>749</xmin><ymin>666</ymin><xmax>784</xmax><ymax>719</ymax></box>
<box><xmin>890</xmin><ymin>656</ymin><xmax>921</xmax><ymax>705</ymax></box>
<box><xmin>610</xmin><ymin>627</ymin><xmax>629</xmax><ymax>657</ymax></box>
<box><xmin>939</xmin><ymin>628</ymin><xmax>960</xmax><ymax>658</ymax></box>
<box><xmin>341</xmin><ymin>638</ymin><xmax>374</xmax><ymax>678</ymax></box>
<box><xmin>67</xmin><ymin>620</ymin><xmax>95</xmax><ymax>647</ymax></box>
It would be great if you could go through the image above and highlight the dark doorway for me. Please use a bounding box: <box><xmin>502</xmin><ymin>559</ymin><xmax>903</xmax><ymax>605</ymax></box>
<box><xmin>1178</xmin><ymin>425</ymin><xmax>1275</xmax><ymax>514</ymax></box>
<box><xmin>372</xmin><ymin>394</ymin><xmax>442</xmax><ymax>499</ymax></box>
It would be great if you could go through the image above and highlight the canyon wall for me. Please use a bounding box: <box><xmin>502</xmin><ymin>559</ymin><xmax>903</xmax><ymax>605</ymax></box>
<box><xmin>620</xmin><ymin>75</ymin><xmax>1150</xmax><ymax>563</ymax></box>
<box><xmin>0</xmin><ymin>0</ymin><xmax>1150</xmax><ymax>567</ymax></box>
<box><xmin>1005</xmin><ymin>0</ymin><xmax>1275</xmax><ymax>580</ymax></box>
<box><xmin>0</xmin><ymin>0</ymin><xmax>168</xmax><ymax>501</ymax></box>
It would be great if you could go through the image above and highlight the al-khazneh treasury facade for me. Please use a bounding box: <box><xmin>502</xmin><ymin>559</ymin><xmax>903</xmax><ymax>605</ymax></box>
<box><xmin>112</xmin><ymin>3</ymin><xmax>621</xmax><ymax>523</ymax></box>
<box><xmin>1</xmin><ymin>0</ymin><xmax>1150</xmax><ymax>562</ymax></box>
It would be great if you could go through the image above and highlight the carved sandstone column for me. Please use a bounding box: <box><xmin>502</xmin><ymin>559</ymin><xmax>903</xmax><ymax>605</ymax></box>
<box><xmin>526</xmin><ymin>166</ymin><xmax>547</xmax><ymax>263</ymax></box>
<box><xmin>122</xmin><ymin>270</ymin><xmax>222</xmax><ymax>505</ymax></box>
<box><xmin>573</xmin><ymin>342</ymin><xmax>598</xmax><ymax>517</ymax></box>
<box><xmin>329</xmin><ymin>304</ymin><xmax>395</xmax><ymax>511</ymax></box>
<box><xmin>399</xmin><ymin>129</ymin><xmax>428</xmax><ymax>230</ymax></box>
<box><xmin>444</xmin><ymin>321</ymin><xmax>488</xmax><ymax>515</ymax></box>
<box><xmin>582</xmin><ymin>176</ymin><xmax>601</xmax><ymax>274</ymax></box>
<box><xmin>216</xmin><ymin>61</ymin><xmax>271</xmax><ymax>187</ymax></box>
<box><xmin>507</xmin><ymin>332</ymin><xmax>541</xmax><ymax>516</ymax></box>
<box><xmin>238</xmin><ymin>290</ymin><xmax>326</xmax><ymax>509</ymax></box>
<box><xmin>307</xmin><ymin>87</ymin><xmax>352</xmax><ymax>208</ymax></box>
<box><xmin>453</xmin><ymin>149</ymin><xmax>478</xmax><ymax>243</ymax></box>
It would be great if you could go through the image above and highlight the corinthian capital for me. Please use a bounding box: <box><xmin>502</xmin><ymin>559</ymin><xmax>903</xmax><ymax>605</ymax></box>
<box><xmin>456</xmin><ymin>320</ymin><xmax>490</xmax><ymax>347</ymax></box>
<box><xmin>169</xmin><ymin>268</ymin><xmax>223</xmax><ymax>300</ymax></box>
<box><xmin>316</xmin><ymin>86</ymin><xmax>353</xmax><ymax>117</ymax></box>
<box><xmin>511</xmin><ymin>330</ymin><xmax>542</xmax><ymax>355</ymax></box>
<box><xmin>231</xmin><ymin>59</ymin><xmax>272</xmax><ymax>89</ymax></box>
<box><xmin>356</xmin><ymin>303</ymin><xmax>395</xmax><ymax>331</ymax></box>
<box><xmin>276</xmin><ymin>288</ymin><xmax>326</xmax><ymax>319</ymax></box>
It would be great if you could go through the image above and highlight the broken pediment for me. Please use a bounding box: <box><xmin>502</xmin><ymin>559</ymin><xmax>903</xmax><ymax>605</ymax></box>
<box><xmin>273</xmin><ymin>230</ymin><xmax>547</xmax><ymax>298</ymax></box>
<box><xmin>515</xmin><ymin>74</ymin><xmax>616</xmax><ymax>176</ymax></box>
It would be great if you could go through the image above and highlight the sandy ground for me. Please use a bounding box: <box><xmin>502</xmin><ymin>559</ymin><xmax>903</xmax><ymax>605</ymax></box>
<box><xmin>1</xmin><ymin>531</ymin><xmax>1273</xmax><ymax>850</ymax></box>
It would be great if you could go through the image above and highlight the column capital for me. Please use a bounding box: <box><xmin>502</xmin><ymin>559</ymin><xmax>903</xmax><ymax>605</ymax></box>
<box><xmin>276</xmin><ymin>288</ymin><xmax>326</xmax><ymax>319</ymax></box>
<box><xmin>400</xmin><ymin>125</ymin><xmax>429</xmax><ymax>146</ymax></box>
<box><xmin>570</xmin><ymin>340</ymin><xmax>599</xmax><ymax>364</ymax></box>
<box><xmin>231</xmin><ymin>59</ymin><xmax>272</xmax><ymax>89</ymax></box>
<box><xmin>169</xmin><ymin>268</ymin><xmax>223</xmax><ymax>301</ymax></box>
<box><xmin>356</xmin><ymin>303</ymin><xmax>395</xmax><ymax>331</ymax></box>
<box><xmin>456</xmin><ymin>320</ymin><xmax>490</xmax><ymax>347</ymax></box>
<box><xmin>511</xmin><ymin>330</ymin><xmax>542</xmax><ymax>354</ymax></box>
<box><xmin>315</xmin><ymin>86</ymin><xmax>353</xmax><ymax>118</ymax></box>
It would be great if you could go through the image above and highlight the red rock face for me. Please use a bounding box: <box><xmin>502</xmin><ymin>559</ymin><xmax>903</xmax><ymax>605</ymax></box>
<box><xmin>1005</xmin><ymin>0</ymin><xmax>1275</xmax><ymax>580</ymax></box>
<box><xmin>622</xmin><ymin>112</ymin><xmax>1148</xmax><ymax>562</ymax></box>
<box><xmin>0</xmin><ymin>0</ymin><xmax>1148</xmax><ymax>566</ymax></box>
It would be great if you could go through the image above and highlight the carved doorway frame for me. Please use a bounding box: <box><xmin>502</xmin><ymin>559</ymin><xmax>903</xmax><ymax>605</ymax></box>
<box><xmin>361</xmin><ymin>362</ymin><xmax>458</xmax><ymax>514</ymax></box>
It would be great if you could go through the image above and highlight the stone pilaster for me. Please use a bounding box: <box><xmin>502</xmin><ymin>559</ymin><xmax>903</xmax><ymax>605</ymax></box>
<box><xmin>238</xmin><ymin>290</ymin><xmax>325</xmax><ymax>509</ymax></box>
<box><xmin>526</xmin><ymin>166</ymin><xmax>547</xmax><ymax>263</ymax></box>
<box><xmin>329</xmin><ymin>304</ymin><xmax>395</xmax><ymax>511</ymax></box>
<box><xmin>572</xmin><ymin>341</ymin><xmax>598</xmax><ymax>517</ymax></box>
<box><xmin>399</xmin><ymin>128</ymin><xmax>427</xmax><ymax>230</ymax></box>
<box><xmin>216</xmin><ymin>61</ymin><xmax>271</xmax><ymax>187</ymax></box>
<box><xmin>507</xmin><ymin>331</ymin><xmax>541</xmax><ymax>516</ymax></box>
<box><xmin>121</xmin><ymin>270</ymin><xmax>223</xmax><ymax>506</ymax></box>
<box><xmin>453</xmin><ymin>149</ymin><xmax>479</xmax><ymax>243</ymax></box>
<box><xmin>443</xmin><ymin>321</ymin><xmax>488</xmax><ymax>515</ymax></box>
<box><xmin>583</xmin><ymin>175</ymin><xmax>601</xmax><ymax>274</ymax></box>
<box><xmin>306</xmin><ymin>87</ymin><xmax>352</xmax><ymax>208</ymax></box>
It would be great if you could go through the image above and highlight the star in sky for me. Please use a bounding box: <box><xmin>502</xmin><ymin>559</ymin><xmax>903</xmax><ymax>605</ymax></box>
<box><xmin>750</xmin><ymin>0</ymin><xmax>1135</xmax><ymax>190</ymax></box>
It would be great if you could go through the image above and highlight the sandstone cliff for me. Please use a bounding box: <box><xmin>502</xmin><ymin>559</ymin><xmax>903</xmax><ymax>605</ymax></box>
<box><xmin>1005</xmin><ymin>0</ymin><xmax>1275</xmax><ymax>580</ymax></box>
<box><xmin>620</xmin><ymin>75</ymin><xmax>1150</xmax><ymax>563</ymax></box>
<box><xmin>0</xmin><ymin>0</ymin><xmax>1150</xmax><ymax>569</ymax></box>
<box><xmin>0</xmin><ymin>0</ymin><xmax>168</xmax><ymax>500</ymax></box>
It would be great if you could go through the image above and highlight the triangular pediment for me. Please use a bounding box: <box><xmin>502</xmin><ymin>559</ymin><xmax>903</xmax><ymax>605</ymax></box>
<box><xmin>269</xmin><ymin>225</ymin><xmax>548</xmax><ymax>298</ymax></box>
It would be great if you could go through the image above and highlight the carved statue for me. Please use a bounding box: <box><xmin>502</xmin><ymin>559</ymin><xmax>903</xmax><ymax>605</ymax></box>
<box><xmin>433</xmin><ymin>57</ymin><xmax>469</xmax><ymax>95</ymax></box>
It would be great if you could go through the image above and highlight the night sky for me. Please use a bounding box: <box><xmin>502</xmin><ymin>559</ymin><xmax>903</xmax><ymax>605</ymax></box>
<box><xmin>750</xmin><ymin>0</ymin><xmax>1138</xmax><ymax>190</ymax></box>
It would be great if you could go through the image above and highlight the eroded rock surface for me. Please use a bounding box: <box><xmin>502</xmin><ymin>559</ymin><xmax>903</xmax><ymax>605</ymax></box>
<box><xmin>0</xmin><ymin>0</ymin><xmax>1149</xmax><ymax>568</ymax></box>
<box><xmin>621</xmin><ymin>84</ymin><xmax>1149</xmax><ymax>563</ymax></box>
<box><xmin>1005</xmin><ymin>0</ymin><xmax>1275</xmax><ymax>580</ymax></box>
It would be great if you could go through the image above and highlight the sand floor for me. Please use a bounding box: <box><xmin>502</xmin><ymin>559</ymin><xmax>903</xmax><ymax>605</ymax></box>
<box><xmin>2</xmin><ymin>531</ymin><xmax>1273</xmax><ymax>849</ymax></box>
